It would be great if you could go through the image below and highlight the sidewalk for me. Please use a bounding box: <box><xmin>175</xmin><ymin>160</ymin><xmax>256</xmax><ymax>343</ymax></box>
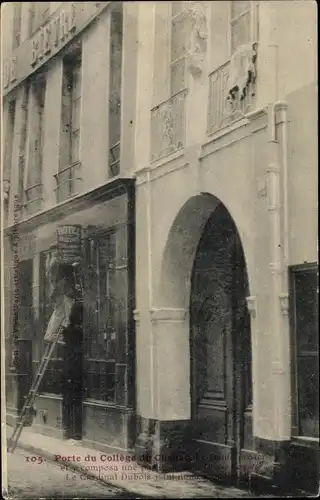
<box><xmin>6</xmin><ymin>425</ymin><xmax>260</xmax><ymax>498</ymax></box>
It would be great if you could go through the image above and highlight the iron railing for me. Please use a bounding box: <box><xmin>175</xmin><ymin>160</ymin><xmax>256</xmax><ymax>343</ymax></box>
<box><xmin>54</xmin><ymin>161</ymin><xmax>82</xmax><ymax>203</ymax></box>
<box><xmin>151</xmin><ymin>89</ymin><xmax>188</xmax><ymax>162</ymax></box>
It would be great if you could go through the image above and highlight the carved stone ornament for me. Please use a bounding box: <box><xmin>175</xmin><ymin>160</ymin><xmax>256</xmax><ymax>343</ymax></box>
<box><xmin>163</xmin><ymin>106</ymin><xmax>174</xmax><ymax>147</ymax></box>
<box><xmin>227</xmin><ymin>42</ymin><xmax>258</xmax><ymax>102</ymax></box>
<box><xmin>223</xmin><ymin>42</ymin><xmax>258</xmax><ymax>120</ymax></box>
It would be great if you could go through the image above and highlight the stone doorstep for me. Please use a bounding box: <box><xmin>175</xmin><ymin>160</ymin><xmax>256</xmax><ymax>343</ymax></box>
<box><xmin>6</xmin><ymin>426</ymin><xmax>253</xmax><ymax>499</ymax></box>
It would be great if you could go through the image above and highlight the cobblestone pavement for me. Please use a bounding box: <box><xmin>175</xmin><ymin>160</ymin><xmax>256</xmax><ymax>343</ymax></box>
<box><xmin>5</xmin><ymin>448</ymin><xmax>137</xmax><ymax>499</ymax></box>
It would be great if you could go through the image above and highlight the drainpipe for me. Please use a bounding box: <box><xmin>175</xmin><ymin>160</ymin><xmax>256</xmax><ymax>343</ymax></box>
<box><xmin>267</xmin><ymin>100</ymin><xmax>290</xmax><ymax>444</ymax></box>
<box><xmin>277</xmin><ymin>102</ymin><xmax>289</xmax><ymax>278</ymax></box>
<box><xmin>267</xmin><ymin>102</ymin><xmax>283</xmax><ymax>353</ymax></box>
<box><xmin>265</xmin><ymin>0</ymin><xmax>291</xmax><ymax>443</ymax></box>
<box><xmin>267</xmin><ymin>100</ymin><xmax>289</xmax><ymax>276</ymax></box>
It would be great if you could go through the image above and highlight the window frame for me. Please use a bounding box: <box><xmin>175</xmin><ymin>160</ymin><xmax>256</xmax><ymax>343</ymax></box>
<box><xmin>4</xmin><ymin>98</ymin><xmax>17</xmax><ymax>183</ymax></box>
<box><xmin>169</xmin><ymin>2</ymin><xmax>189</xmax><ymax>97</ymax></box>
<box><xmin>70</xmin><ymin>60</ymin><xmax>82</xmax><ymax>165</ymax></box>
<box><xmin>56</xmin><ymin>48</ymin><xmax>82</xmax><ymax>202</ymax></box>
<box><xmin>289</xmin><ymin>262</ymin><xmax>319</xmax><ymax>445</ymax></box>
<box><xmin>228</xmin><ymin>0</ymin><xmax>259</xmax><ymax>56</ymax></box>
<box><xmin>62</xmin><ymin>52</ymin><xmax>82</xmax><ymax>168</ymax></box>
<box><xmin>24</xmin><ymin>73</ymin><xmax>47</xmax><ymax>213</ymax></box>
<box><xmin>108</xmin><ymin>4</ymin><xmax>123</xmax><ymax>177</ymax></box>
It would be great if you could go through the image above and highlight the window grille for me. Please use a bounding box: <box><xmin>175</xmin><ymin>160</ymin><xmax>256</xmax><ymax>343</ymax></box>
<box><xmin>290</xmin><ymin>265</ymin><xmax>319</xmax><ymax>439</ymax></box>
<box><xmin>83</xmin><ymin>231</ymin><xmax>117</xmax><ymax>402</ymax></box>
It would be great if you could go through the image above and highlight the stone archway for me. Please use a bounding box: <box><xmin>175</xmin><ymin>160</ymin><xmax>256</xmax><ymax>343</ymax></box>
<box><xmin>157</xmin><ymin>193</ymin><xmax>220</xmax><ymax>309</ymax></box>
<box><xmin>156</xmin><ymin>193</ymin><xmax>254</xmax><ymax>484</ymax></box>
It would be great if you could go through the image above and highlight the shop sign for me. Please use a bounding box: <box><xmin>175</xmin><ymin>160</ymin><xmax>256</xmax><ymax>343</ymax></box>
<box><xmin>31</xmin><ymin>3</ymin><xmax>76</xmax><ymax>68</ymax></box>
<box><xmin>56</xmin><ymin>225</ymin><xmax>82</xmax><ymax>265</ymax></box>
<box><xmin>3</xmin><ymin>3</ymin><xmax>109</xmax><ymax>96</ymax></box>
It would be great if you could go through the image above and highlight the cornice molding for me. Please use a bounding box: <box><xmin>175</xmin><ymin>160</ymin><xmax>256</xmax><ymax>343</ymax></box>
<box><xmin>5</xmin><ymin>178</ymin><xmax>134</xmax><ymax>236</ymax></box>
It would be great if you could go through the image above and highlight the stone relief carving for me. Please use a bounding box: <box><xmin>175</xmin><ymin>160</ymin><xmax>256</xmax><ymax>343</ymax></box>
<box><xmin>224</xmin><ymin>43</ymin><xmax>258</xmax><ymax>119</ymax></box>
<box><xmin>162</xmin><ymin>105</ymin><xmax>174</xmax><ymax>151</ymax></box>
<box><xmin>151</xmin><ymin>91</ymin><xmax>186</xmax><ymax>161</ymax></box>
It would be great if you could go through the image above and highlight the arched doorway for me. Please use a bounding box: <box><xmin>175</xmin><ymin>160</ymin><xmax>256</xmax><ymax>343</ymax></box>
<box><xmin>189</xmin><ymin>201</ymin><xmax>252</xmax><ymax>483</ymax></box>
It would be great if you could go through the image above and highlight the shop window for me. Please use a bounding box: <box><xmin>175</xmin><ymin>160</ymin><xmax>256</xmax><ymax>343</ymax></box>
<box><xmin>56</xmin><ymin>51</ymin><xmax>82</xmax><ymax>202</ymax></box>
<box><xmin>24</xmin><ymin>75</ymin><xmax>47</xmax><ymax>215</ymax></box>
<box><xmin>83</xmin><ymin>231</ymin><xmax>117</xmax><ymax>402</ymax></box>
<box><xmin>38</xmin><ymin>249</ymin><xmax>64</xmax><ymax>395</ymax></box>
<box><xmin>290</xmin><ymin>264</ymin><xmax>319</xmax><ymax>439</ymax></box>
<box><xmin>108</xmin><ymin>4</ymin><xmax>123</xmax><ymax>178</ymax></box>
<box><xmin>230</xmin><ymin>1</ymin><xmax>259</xmax><ymax>54</ymax></box>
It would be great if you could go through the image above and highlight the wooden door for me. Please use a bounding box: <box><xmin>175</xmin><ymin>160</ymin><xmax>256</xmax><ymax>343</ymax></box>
<box><xmin>190</xmin><ymin>204</ymin><xmax>252</xmax><ymax>483</ymax></box>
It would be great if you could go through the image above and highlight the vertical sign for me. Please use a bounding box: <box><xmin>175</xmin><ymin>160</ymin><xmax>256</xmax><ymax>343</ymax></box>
<box><xmin>56</xmin><ymin>225</ymin><xmax>82</xmax><ymax>264</ymax></box>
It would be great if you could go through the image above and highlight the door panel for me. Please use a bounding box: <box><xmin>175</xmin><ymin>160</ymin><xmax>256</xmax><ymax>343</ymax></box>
<box><xmin>190</xmin><ymin>204</ymin><xmax>252</xmax><ymax>483</ymax></box>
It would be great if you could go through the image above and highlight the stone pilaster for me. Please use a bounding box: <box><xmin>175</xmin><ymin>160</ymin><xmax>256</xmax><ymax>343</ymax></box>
<box><xmin>119</xmin><ymin>3</ymin><xmax>138</xmax><ymax>178</ymax></box>
<box><xmin>135</xmin><ymin>306</ymin><xmax>192</xmax><ymax>472</ymax></box>
<box><xmin>42</xmin><ymin>58</ymin><xmax>63</xmax><ymax>209</ymax></box>
<box><xmin>81</xmin><ymin>8</ymin><xmax>111</xmax><ymax>189</ymax></box>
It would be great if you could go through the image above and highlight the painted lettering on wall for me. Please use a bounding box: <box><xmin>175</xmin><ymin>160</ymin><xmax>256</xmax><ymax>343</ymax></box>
<box><xmin>31</xmin><ymin>4</ymin><xmax>76</xmax><ymax>67</ymax></box>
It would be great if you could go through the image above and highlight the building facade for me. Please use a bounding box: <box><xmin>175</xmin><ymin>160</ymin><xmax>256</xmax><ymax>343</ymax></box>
<box><xmin>2</xmin><ymin>2</ymin><xmax>137</xmax><ymax>452</ymax></box>
<box><xmin>132</xmin><ymin>0</ymin><xmax>318</xmax><ymax>494</ymax></box>
<box><xmin>2</xmin><ymin>1</ymin><xmax>318</xmax><ymax>495</ymax></box>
